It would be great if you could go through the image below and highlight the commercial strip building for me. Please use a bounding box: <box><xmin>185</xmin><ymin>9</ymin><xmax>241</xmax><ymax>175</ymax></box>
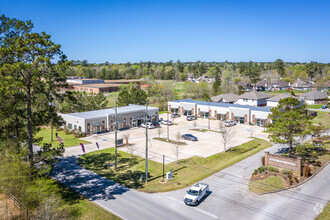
<box><xmin>168</xmin><ymin>99</ymin><xmax>272</xmax><ymax>126</ymax></box>
<box><xmin>58</xmin><ymin>105</ymin><xmax>159</xmax><ymax>134</ymax></box>
<box><xmin>73</xmin><ymin>83</ymin><xmax>120</xmax><ymax>93</ymax></box>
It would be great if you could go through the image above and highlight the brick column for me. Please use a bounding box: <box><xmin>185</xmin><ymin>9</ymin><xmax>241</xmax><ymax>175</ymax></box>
<box><xmin>265</xmin><ymin>152</ymin><xmax>270</xmax><ymax>166</ymax></box>
<box><xmin>297</xmin><ymin>157</ymin><xmax>302</xmax><ymax>176</ymax></box>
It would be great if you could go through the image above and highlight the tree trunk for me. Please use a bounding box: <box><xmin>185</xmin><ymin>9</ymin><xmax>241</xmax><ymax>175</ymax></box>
<box><xmin>289</xmin><ymin>140</ymin><xmax>293</xmax><ymax>156</ymax></box>
<box><xmin>27</xmin><ymin>81</ymin><xmax>34</xmax><ymax>171</ymax></box>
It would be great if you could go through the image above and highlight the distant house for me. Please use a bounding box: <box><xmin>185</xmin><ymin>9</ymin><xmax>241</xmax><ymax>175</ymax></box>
<box><xmin>273</xmin><ymin>80</ymin><xmax>290</xmax><ymax>91</ymax></box>
<box><xmin>292</xmin><ymin>79</ymin><xmax>312</xmax><ymax>90</ymax></box>
<box><xmin>211</xmin><ymin>93</ymin><xmax>239</xmax><ymax>104</ymax></box>
<box><xmin>187</xmin><ymin>73</ymin><xmax>195</xmax><ymax>82</ymax></box>
<box><xmin>237</xmin><ymin>81</ymin><xmax>252</xmax><ymax>91</ymax></box>
<box><xmin>299</xmin><ymin>90</ymin><xmax>328</xmax><ymax>105</ymax></box>
<box><xmin>235</xmin><ymin>91</ymin><xmax>271</xmax><ymax>107</ymax></box>
<box><xmin>267</xmin><ymin>93</ymin><xmax>302</xmax><ymax>107</ymax></box>
<box><xmin>141</xmin><ymin>84</ymin><xmax>151</xmax><ymax>91</ymax></box>
<box><xmin>255</xmin><ymin>80</ymin><xmax>273</xmax><ymax>91</ymax></box>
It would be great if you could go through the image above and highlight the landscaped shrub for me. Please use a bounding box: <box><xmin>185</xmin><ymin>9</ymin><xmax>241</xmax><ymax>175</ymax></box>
<box><xmin>287</xmin><ymin>174</ymin><xmax>292</xmax><ymax>180</ymax></box>
<box><xmin>303</xmin><ymin>166</ymin><xmax>311</xmax><ymax>177</ymax></box>
<box><xmin>268</xmin><ymin>166</ymin><xmax>279</xmax><ymax>172</ymax></box>
<box><xmin>289</xmin><ymin>179</ymin><xmax>293</xmax><ymax>185</ymax></box>
<box><xmin>253</xmin><ymin>169</ymin><xmax>258</xmax><ymax>176</ymax></box>
<box><xmin>258</xmin><ymin>165</ymin><xmax>267</xmax><ymax>173</ymax></box>
<box><xmin>294</xmin><ymin>177</ymin><xmax>299</xmax><ymax>183</ymax></box>
<box><xmin>282</xmin><ymin>169</ymin><xmax>293</xmax><ymax>175</ymax></box>
<box><xmin>316</xmin><ymin>161</ymin><xmax>321</xmax><ymax>167</ymax></box>
<box><xmin>261</xmin><ymin>157</ymin><xmax>265</xmax><ymax>165</ymax></box>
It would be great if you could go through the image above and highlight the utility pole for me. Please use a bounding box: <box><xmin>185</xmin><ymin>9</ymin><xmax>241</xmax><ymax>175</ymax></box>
<box><xmin>115</xmin><ymin>99</ymin><xmax>118</xmax><ymax>169</ymax></box>
<box><xmin>167</xmin><ymin>104</ymin><xmax>169</xmax><ymax>141</ymax></box>
<box><xmin>208</xmin><ymin>101</ymin><xmax>210</xmax><ymax>130</ymax></box>
<box><xmin>163</xmin><ymin>154</ymin><xmax>165</xmax><ymax>179</ymax></box>
<box><xmin>145</xmin><ymin>101</ymin><xmax>148</xmax><ymax>183</ymax></box>
<box><xmin>49</xmin><ymin>97</ymin><xmax>54</xmax><ymax>142</ymax></box>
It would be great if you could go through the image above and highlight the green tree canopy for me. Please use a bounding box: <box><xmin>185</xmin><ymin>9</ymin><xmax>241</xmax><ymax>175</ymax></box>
<box><xmin>117</xmin><ymin>84</ymin><xmax>148</xmax><ymax>106</ymax></box>
<box><xmin>267</xmin><ymin>97</ymin><xmax>313</xmax><ymax>155</ymax></box>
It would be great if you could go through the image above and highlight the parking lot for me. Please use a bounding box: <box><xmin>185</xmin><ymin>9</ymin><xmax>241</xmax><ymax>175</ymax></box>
<box><xmin>79</xmin><ymin>113</ymin><xmax>269</xmax><ymax>164</ymax></box>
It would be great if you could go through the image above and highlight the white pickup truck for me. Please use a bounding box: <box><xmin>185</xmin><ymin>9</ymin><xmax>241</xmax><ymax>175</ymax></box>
<box><xmin>184</xmin><ymin>183</ymin><xmax>209</xmax><ymax>206</ymax></box>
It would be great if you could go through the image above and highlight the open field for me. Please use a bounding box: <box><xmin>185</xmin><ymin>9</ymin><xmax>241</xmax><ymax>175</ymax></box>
<box><xmin>312</xmin><ymin>111</ymin><xmax>330</xmax><ymax>128</ymax></box>
<box><xmin>36</xmin><ymin>127</ymin><xmax>90</xmax><ymax>148</ymax></box>
<box><xmin>79</xmin><ymin>138</ymin><xmax>271</xmax><ymax>193</ymax></box>
<box><xmin>249</xmin><ymin>176</ymin><xmax>285</xmax><ymax>193</ymax></box>
<box><xmin>105</xmin><ymin>92</ymin><xmax>119</xmax><ymax>107</ymax></box>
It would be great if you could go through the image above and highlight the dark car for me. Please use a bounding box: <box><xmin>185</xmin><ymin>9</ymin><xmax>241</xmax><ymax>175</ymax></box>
<box><xmin>181</xmin><ymin>134</ymin><xmax>198</xmax><ymax>141</ymax></box>
<box><xmin>153</xmin><ymin>121</ymin><xmax>161</xmax><ymax>127</ymax></box>
<box><xmin>186</xmin><ymin>115</ymin><xmax>197</xmax><ymax>121</ymax></box>
<box><xmin>171</xmin><ymin>113</ymin><xmax>181</xmax><ymax>118</ymax></box>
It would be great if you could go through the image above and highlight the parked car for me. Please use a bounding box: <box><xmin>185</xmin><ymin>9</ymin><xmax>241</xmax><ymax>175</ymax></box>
<box><xmin>224</xmin><ymin>120</ymin><xmax>236</xmax><ymax>127</ymax></box>
<box><xmin>181</xmin><ymin>134</ymin><xmax>198</xmax><ymax>141</ymax></box>
<box><xmin>171</xmin><ymin>113</ymin><xmax>181</xmax><ymax>118</ymax></box>
<box><xmin>321</xmin><ymin>105</ymin><xmax>328</xmax><ymax>109</ymax></box>
<box><xmin>186</xmin><ymin>115</ymin><xmax>197</xmax><ymax>121</ymax></box>
<box><xmin>153</xmin><ymin>121</ymin><xmax>161</xmax><ymax>127</ymax></box>
<box><xmin>161</xmin><ymin>120</ymin><xmax>173</xmax><ymax>125</ymax></box>
<box><xmin>140</xmin><ymin>122</ymin><xmax>156</xmax><ymax>129</ymax></box>
<box><xmin>184</xmin><ymin>183</ymin><xmax>209</xmax><ymax>206</ymax></box>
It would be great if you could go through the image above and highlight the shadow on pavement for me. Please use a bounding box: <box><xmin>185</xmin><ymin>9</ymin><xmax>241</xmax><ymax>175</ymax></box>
<box><xmin>51</xmin><ymin>156</ymin><xmax>129</xmax><ymax>201</ymax></box>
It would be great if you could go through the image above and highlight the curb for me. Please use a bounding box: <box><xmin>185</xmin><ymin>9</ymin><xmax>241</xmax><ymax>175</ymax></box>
<box><xmin>257</xmin><ymin>161</ymin><xmax>329</xmax><ymax>195</ymax></box>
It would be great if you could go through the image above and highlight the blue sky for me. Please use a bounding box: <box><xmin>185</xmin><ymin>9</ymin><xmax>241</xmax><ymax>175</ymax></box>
<box><xmin>1</xmin><ymin>0</ymin><xmax>330</xmax><ymax>63</ymax></box>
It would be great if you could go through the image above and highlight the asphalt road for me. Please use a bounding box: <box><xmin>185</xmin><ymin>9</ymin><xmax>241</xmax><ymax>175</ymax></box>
<box><xmin>51</xmin><ymin>144</ymin><xmax>330</xmax><ymax>220</ymax></box>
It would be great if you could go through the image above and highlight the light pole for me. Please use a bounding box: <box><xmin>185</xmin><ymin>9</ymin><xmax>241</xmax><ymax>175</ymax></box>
<box><xmin>208</xmin><ymin>101</ymin><xmax>210</xmax><ymax>130</ymax></box>
<box><xmin>114</xmin><ymin>99</ymin><xmax>118</xmax><ymax>169</ymax></box>
<box><xmin>145</xmin><ymin>101</ymin><xmax>149</xmax><ymax>183</ymax></box>
<box><xmin>167</xmin><ymin>104</ymin><xmax>169</xmax><ymax>141</ymax></box>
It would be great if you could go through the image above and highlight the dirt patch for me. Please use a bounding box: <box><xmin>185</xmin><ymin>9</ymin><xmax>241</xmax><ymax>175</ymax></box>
<box><xmin>0</xmin><ymin>193</ymin><xmax>22</xmax><ymax>219</ymax></box>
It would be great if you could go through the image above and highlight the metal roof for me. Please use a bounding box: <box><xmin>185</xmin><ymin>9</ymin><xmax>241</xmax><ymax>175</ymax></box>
<box><xmin>169</xmin><ymin>99</ymin><xmax>271</xmax><ymax>112</ymax></box>
<box><xmin>59</xmin><ymin>104</ymin><xmax>159</xmax><ymax>119</ymax></box>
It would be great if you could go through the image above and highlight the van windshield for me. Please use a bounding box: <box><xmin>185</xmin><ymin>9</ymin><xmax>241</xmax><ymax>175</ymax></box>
<box><xmin>188</xmin><ymin>189</ymin><xmax>199</xmax><ymax>196</ymax></box>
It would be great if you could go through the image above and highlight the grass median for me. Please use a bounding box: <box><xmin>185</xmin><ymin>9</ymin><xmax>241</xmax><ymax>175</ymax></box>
<box><xmin>249</xmin><ymin>176</ymin><xmax>285</xmax><ymax>193</ymax></box>
<box><xmin>36</xmin><ymin>127</ymin><xmax>90</xmax><ymax>148</ymax></box>
<box><xmin>79</xmin><ymin>138</ymin><xmax>271</xmax><ymax>193</ymax></box>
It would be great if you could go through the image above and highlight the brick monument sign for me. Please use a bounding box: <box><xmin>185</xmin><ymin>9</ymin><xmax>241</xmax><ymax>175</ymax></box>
<box><xmin>264</xmin><ymin>152</ymin><xmax>302</xmax><ymax>175</ymax></box>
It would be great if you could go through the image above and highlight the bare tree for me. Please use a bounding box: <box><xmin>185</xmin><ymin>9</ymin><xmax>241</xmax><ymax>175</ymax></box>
<box><xmin>172</xmin><ymin>132</ymin><xmax>183</xmax><ymax>162</ymax></box>
<box><xmin>33</xmin><ymin>194</ymin><xmax>69</xmax><ymax>220</ymax></box>
<box><xmin>122</xmin><ymin>133</ymin><xmax>130</xmax><ymax>145</ymax></box>
<box><xmin>127</xmin><ymin>144</ymin><xmax>136</xmax><ymax>157</ymax></box>
<box><xmin>193</xmin><ymin>121</ymin><xmax>197</xmax><ymax>130</ymax></box>
<box><xmin>219</xmin><ymin>121</ymin><xmax>232</xmax><ymax>152</ymax></box>
<box><xmin>157</xmin><ymin>127</ymin><xmax>162</xmax><ymax>138</ymax></box>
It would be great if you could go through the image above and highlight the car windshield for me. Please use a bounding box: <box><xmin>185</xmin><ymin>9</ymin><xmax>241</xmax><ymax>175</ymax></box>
<box><xmin>188</xmin><ymin>189</ymin><xmax>199</xmax><ymax>196</ymax></box>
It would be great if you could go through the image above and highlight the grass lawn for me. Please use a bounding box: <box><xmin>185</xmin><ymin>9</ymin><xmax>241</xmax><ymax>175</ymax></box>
<box><xmin>249</xmin><ymin>176</ymin><xmax>285</xmax><ymax>193</ymax></box>
<box><xmin>316</xmin><ymin>202</ymin><xmax>330</xmax><ymax>220</ymax></box>
<box><xmin>79</xmin><ymin>138</ymin><xmax>271</xmax><ymax>193</ymax></box>
<box><xmin>36</xmin><ymin>127</ymin><xmax>90</xmax><ymax>148</ymax></box>
<box><xmin>105</xmin><ymin>92</ymin><xmax>120</xmax><ymax>107</ymax></box>
<box><xmin>312</xmin><ymin>111</ymin><xmax>330</xmax><ymax>128</ymax></box>
<box><xmin>54</xmin><ymin>179</ymin><xmax>119</xmax><ymax>220</ymax></box>
<box><xmin>308</xmin><ymin>104</ymin><xmax>323</xmax><ymax>109</ymax></box>
<box><xmin>152</xmin><ymin>137</ymin><xmax>187</xmax><ymax>145</ymax></box>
